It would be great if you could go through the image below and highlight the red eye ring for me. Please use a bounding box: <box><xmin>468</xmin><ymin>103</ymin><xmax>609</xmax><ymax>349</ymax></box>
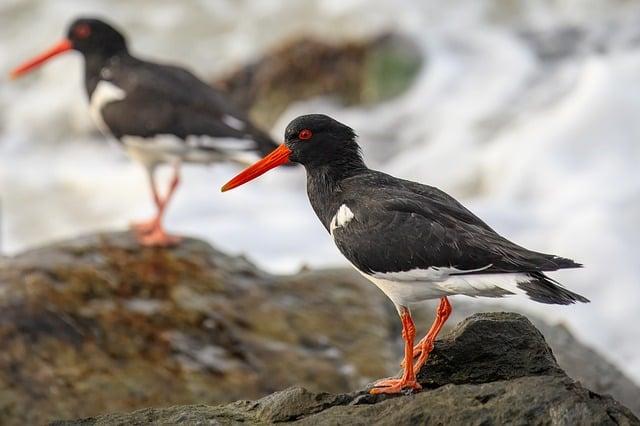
<box><xmin>75</xmin><ymin>24</ymin><xmax>91</xmax><ymax>39</ymax></box>
<box><xmin>298</xmin><ymin>129</ymin><xmax>313</xmax><ymax>140</ymax></box>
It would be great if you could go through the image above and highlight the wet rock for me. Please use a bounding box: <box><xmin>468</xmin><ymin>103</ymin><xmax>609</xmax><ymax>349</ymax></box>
<box><xmin>214</xmin><ymin>34</ymin><xmax>423</xmax><ymax>128</ymax></box>
<box><xmin>415</xmin><ymin>312</ymin><xmax>563</xmax><ymax>387</ymax></box>
<box><xmin>54</xmin><ymin>313</ymin><xmax>639</xmax><ymax>426</ymax></box>
<box><xmin>538</xmin><ymin>321</ymin><xmax>640</xmax><ymax>417</ymax></box>
<box><xmin>0</xmin><ymin>233</ymin><xmax>638</xmax><ymax>424</ymax></box>
<box><xmin>0</xmin><ymin>232</ymin><xmax>396</xmax><ymax>425</ymax></box>
<box><xmin>415</xmin><ymin>300</ymin><xmax>640</xmax><ymax>415</ymax></box>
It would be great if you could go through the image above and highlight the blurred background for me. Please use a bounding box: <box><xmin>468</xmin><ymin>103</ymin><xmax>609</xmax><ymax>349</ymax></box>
<box><xmin>1</xmin><ymin>0</ymin><xmax>639</xmax><ymax>420</ymax></box>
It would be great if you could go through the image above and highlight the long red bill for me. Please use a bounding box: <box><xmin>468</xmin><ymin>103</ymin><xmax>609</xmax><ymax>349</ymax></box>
<box><xmin>10</xmin><ymin>39</ymin><xmax>73</xmax><ymax>79</ymax></box>
<box><xmin>221</xmin><ymin>144</ymin><xmax>291</xmax><ymax>192</ymax></box>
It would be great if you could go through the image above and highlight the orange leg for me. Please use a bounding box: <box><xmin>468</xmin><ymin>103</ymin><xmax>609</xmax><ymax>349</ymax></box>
<box><xmin>370</xmin><ymin>306</ymin><xmax>422</xmax><ymax>395</ymax></box>
<box><xmin>132</xmin><ymin>164</ymin><xmax>182</xmax><ymax>247</ymax></box>
<box><xmin>411</xmin><ymin>297</ymin><xmax>452</xmax><ymax>372</ymax></box>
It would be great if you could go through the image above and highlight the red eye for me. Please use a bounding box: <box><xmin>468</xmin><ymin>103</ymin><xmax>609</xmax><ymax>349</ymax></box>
<box><xmin>74</xmin><ymin>24</ymin><xmax>91</xmax><ymax>39</ymax></box>
<box><xmin>298</xmin><ymin>129</ymin><xmax>313</xmax><ymax>140</ymax></box>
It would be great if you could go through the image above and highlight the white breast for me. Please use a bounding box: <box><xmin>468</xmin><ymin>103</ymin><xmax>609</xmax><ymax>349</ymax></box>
<box><xmin>89</xmin><ymin>80</ymin><xmax>126</xmax><ymax>135</ymax></box>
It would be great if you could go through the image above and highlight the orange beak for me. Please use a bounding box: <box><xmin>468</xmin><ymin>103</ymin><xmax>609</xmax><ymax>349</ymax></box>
<box><xmin>10</xmin><ymin>39</ymin><xmax>73</xmax><ymax>79</ymax></box>
<box><xmin>221</xmin><ymin>144</ymin><xmax>291</xmax><ymax>192</ymax></box>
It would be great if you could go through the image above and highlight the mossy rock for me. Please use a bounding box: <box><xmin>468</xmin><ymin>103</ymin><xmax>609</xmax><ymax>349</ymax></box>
<box><xmin>215</xmin><ymin>34</ymin><xmax>424</xmax><ymax>128</ymax></box>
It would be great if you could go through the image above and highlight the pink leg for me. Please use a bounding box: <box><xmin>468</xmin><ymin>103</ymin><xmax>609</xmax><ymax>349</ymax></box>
<box><xmin>370</xmin><ymin>306</ymin><xmax>422</xmax><ymax>394</ymax></box>
<box><xmin>131</xmin><ymin>167</ymin><xmax>164</xmax><ymax>235</ymax></box>
<box><xmin>133</xmin><ymin>164</ymin><xmax>182</xmax><ymax>247</ymax></box>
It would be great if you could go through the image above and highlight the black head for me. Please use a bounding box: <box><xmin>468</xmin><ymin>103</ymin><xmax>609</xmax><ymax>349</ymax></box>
<box><xmin>66</xmin><ymin>18</ymin><xmax>127</xmax><ymax>56</ymax></box>
<box><xmin>222</xmin><ymin>114</ymin><xmax>365</xmax><ymax>192</ymax></box>
<box><xmin>11</xmin><ymin>17</ymin><xmax>127</xmax><ymax>78</ymax></box>
<box><xmin>284</xmin><ymin>114</ymin><xmax>361</xmax><ymax>168</ymax></box>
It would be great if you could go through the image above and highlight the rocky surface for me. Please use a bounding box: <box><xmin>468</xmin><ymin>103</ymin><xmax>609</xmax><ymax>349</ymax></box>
<box><xmin>0</xmin><ymin>232</ymin><xmax>396</xmax><ymax>425</ymax></box>
<box><xmin>54</xmin><ymin>313</ymin><xmax>639</xmax><ymax>426</ymax></box>
<box><xmin>214</xmin><ymin>34</ymin><xmax>423</xmax><ymax>128</ymax></box>
<box><xmin>0</xmin><ymin>232</ymin><xmax>638</xmax><ymax>424</ymax></box>
<box><xmin>416</xmin><ymin>301</ymin><xmax>640</xmax><ymax>415</ymax></box>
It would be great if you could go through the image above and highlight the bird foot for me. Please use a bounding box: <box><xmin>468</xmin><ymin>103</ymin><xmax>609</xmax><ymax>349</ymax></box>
<box><xmin>130</xmin><ymin>218</ymin><xmax>160</xmax><ymax>235</ymax></box>
<box><xmin>136</xmin><ymin>227</ymin><xmax>181</xmax><ymax>247</ymax></box>
<box><xmin>370</xmin><ymin>377</ymin><xmax>421</xmax><ymax>395</ymax></box>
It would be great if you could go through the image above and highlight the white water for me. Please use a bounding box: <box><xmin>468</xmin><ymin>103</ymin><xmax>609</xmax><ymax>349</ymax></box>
<box><xmin>1</xmin><ymin>0</ymin><xmax>640</xmax><ymax>384</ymax></box>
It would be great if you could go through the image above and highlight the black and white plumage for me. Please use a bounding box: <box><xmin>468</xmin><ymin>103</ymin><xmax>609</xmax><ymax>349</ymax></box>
<box><xmin>12</xmin><ymin>17</ymin><xmax>282</xmax><ymax>246</ymax></box>
<box><xmin>85</xmin><ymin>44</ymin><xmax>279</xmax><ymax>168</ymax></box>
<box><xmin>221</xmin><ymin>113</ymin><xmax>588</xmax><ymax>394</ymax></box>
<box><xmin>319</xmin><ymin>173</ymin><xmax>586</xmax><ymax>306</ymax></box>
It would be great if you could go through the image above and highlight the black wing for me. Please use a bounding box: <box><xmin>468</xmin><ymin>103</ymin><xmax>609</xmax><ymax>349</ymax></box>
<box><xmin>98</xmin><ymin>57</ymin><xmax>279</xmax><ymax>156</ymax></box>
<box><xmin>332</xmin><ymin>172</ymin><xmax>582</xmax><ymax>276</ymax></box>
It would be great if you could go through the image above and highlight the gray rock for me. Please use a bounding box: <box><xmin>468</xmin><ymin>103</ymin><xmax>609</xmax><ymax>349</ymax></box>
<box><xmin>0</xmin><ymin>232</ymin><xmax>396</xmax><ymax>425</ymax></box>
<box><xmin>1</xmin><ymin>232</ymin><xmax>637</xmax><ymax>424</ymax></box>
<box><xmin>416</xmin><ymin>300</ymin><xmax>640</xmax><ymax>415</ymax></box>
<box><xmin>54</xmin><ymin>313</ymin><xmax>639</xmax><ymax>425</ymax></box>
<box><xmin>416</xmin><ymin>312</ymin><xmax>563</xmax><ymax>387</ymax></box>
<box><xmin>536</xmin><ymin>320</ymin><xmax>640</xmax><ymax>417</ymax></box>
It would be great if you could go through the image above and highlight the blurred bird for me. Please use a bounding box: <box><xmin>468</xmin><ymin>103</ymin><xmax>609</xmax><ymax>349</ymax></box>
<box><xmin>11</xmin><ymin>17</ymin><xmax>283</xmax><ymax>246</ymax></box>
<box><xmin>221</xmin><ymin>114</ymin><xmax>589</xmax><ymax>395</ymax></box>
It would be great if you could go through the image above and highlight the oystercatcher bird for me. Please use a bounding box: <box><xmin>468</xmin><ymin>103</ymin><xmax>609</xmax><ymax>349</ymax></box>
<box><xmin>11</xmin><ymin>17</ymin><xmax>283</xmax><ymax>246</ymax></box>
<box><xmin>221</xmin><ymin>114</ymin><xmax>589</xmax><ymax>395</ymax></box>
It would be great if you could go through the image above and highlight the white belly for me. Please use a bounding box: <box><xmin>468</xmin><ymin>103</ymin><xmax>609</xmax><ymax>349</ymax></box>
<box><xmin>354</xmin><ymin>266</ymin><xmax>531</xmax><ymax>308</ymax></box>
<box><xmin>356</xmin><ymin>270</ymin><xmax>451</xmax><ymax>307</ymax></box>
<box><xmin>122</xmin><ymin>134</ymin><xmax>258</xmax><ymax>169</ymax></box>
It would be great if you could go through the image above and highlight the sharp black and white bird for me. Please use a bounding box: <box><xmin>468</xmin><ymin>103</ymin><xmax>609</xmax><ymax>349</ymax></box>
<box><xmin>11</xmin><ymin>17</ymin><xmax>284</xmax><ymax>246</ymax></box>
<box><xmin>221</xmin><ymin>114</ymin><xmax>589</xmax><ymax>395</ymax></box>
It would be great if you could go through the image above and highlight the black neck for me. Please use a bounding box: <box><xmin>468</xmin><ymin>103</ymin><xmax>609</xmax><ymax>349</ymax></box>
<box><xmin>84</xmin><ymin>49</ymin><xmax>130</xmax><ymax>96</ymax></box>
<box><xmin>305</xmin><ymin>156</ymin><xmax>367</xmax><ymax>231</ymax></box>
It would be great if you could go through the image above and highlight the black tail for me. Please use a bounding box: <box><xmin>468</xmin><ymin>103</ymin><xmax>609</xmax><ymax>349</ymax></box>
<box><xmin>518</xmin><ymin>272</ymin><xmax>589</xmax><ymax>305</ymax></box>
<box><xmin>547</xmin><ymin>255</ymin><xmax>583</xmax><ymax>270</ymax></box>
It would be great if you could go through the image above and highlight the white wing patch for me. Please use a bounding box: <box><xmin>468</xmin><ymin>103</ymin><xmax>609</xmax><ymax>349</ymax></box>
<box><xmin>330</xmin><ymin>204</ymin><xmax>355</xmax><ymax>235</ymax></box>
<box><xmin>89</xmin><ymin>80</ymin><xmax>126</xmax><ymax>135</ymax></box>
<box><xmin>221</xmin><ymin>115</ymin><xmax>247</xmax><ymax>131</ymax></box>
<box><xmin>372</xmin><ymin>265</ymin><xmax>493</xmax><ymax>282</ymax></box>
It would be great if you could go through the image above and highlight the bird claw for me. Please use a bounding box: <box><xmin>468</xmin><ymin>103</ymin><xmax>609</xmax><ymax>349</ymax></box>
<box><xmin>136</xmin><ymin>227</ymin><xmax>181</xmax><ymax>247</ymax></box>
<box><xmin>369</xmin><ymin>377</ymin><xmax>421</xmax><ymax>395</ymax></box>
<box><xmin>130</xmin><ymin>218</ymin><xmax>160</xmax><ymax>235</ymax></box>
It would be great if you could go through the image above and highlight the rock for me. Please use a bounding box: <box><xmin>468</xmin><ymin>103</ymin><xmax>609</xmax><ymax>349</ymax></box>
<box><xmin>537</xmin><ymin>321</ymin><xmax>640</xmax><ymax>417</ymax></box>
<box><xmin>0</xmin><ymin>232</ymin><xmax>397</xmax><ymax>425</ymax></box>
<box><xmin>416</xmin><ymin>313</ymin><xmax>563</xmax><ymax>387</ymax></box>
<box><xmin>54</xmin><ymin>313</ymin><xmax>639</xmax><ymax>425</ymax></box>
<box><xmin>214</xmin><ymin>34</ymin><xmax>423</xmax><ymax>128</ymax></box>
<box><xmin>413</xmin><ymin>300</ymin><xmax>640</xmax><ymax>415</ymax></box>
<box><xmin>0</xmin><ymin>232</ymin><xmax>638</xmax><ymax>424</ymax></box>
